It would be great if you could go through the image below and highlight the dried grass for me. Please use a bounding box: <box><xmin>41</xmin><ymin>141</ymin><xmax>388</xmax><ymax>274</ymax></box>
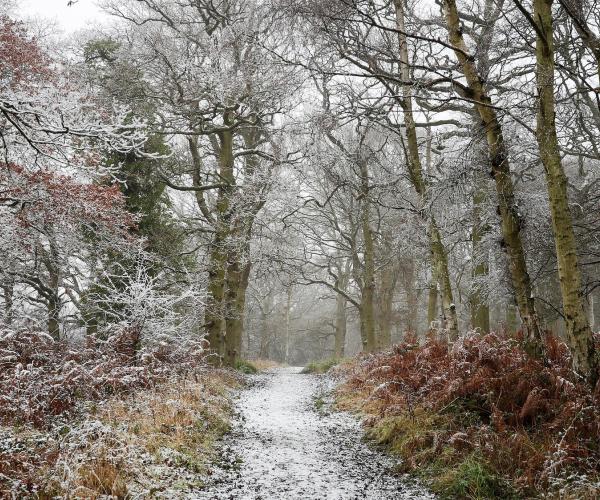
<box><xmin>1</xmin><ymin>370</ymin><xmax>241</xmax><ymax>498</ymax></box>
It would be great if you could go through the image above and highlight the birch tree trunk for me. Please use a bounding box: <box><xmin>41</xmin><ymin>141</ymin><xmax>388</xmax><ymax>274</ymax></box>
<box><xmin>532</xmin><ymin>0</ymin><xmax>599</xmax><ymax>384</ymax></box>
<box><xmin>441</xmin><ymin>0</ymin><xmax>542</xmax><ymax>354</ymax></box>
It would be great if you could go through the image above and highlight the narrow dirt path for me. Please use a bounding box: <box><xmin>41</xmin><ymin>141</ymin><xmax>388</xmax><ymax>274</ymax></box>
<box><xmin>195</xmin><ymin>367</ymin><xmax>433</xmax><ymax>499</ymax></box>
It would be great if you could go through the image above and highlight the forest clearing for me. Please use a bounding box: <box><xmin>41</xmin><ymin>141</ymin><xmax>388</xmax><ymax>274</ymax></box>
<box><xmin>1</xmin><ymin>0</ymin><xmax>600</xmax><ymax>498</ymax></box>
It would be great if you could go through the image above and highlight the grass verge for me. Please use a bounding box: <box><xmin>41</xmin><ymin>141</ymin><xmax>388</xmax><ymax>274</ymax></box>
<box><xmin>234</xmin><ymin>359</ymin><xmax>259</xmax><ymax>374</ymax></box>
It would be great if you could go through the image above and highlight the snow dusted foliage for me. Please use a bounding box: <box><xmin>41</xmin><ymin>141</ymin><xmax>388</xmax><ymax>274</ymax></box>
<box><xmin>90</xmin><ymin>260</ymin><xmax>206</xmax><ymax>350</ymax></box>
<box><xmin>0</xmin><ymin>325</ymin><xmax>206</xmax><ymax>428</ymax></box>
<box><xmin>0</xmin><ymin>13</ymin><xmax>207</xmax><ymax>439</ymax></box>
<box><xmin>0</xmin><ymin>16</ymin><xmax>148</xmax><ymax>170</ymax></box>
<box><xmin>0</xmin><ymin>162</ymin><xmax>135</xmax><ymax>335</ymax></box>
<box><xmin>339</xmin><ymin>332</ymin><xmax>600</xmax><ymax>495</ymax></box>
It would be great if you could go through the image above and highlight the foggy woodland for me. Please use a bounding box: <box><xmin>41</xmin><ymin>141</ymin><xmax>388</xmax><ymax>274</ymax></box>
<box><xmin>1</xmin><ymin>0</ymin><xmax>600</xmax><ymax>498</ymax></box>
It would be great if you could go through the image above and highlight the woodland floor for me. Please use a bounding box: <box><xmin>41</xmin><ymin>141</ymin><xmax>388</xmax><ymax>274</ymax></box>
<box><xmin>195</xmin><ymin>366</ymin><xmax>433</xmax><ymax>499</ymax></box>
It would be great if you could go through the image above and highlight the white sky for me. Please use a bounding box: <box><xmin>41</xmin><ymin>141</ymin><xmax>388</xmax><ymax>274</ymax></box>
<box><xmin>21</xmin><ymin>0</ymin><xmax>107</xmax><ymax>32</ymax></box>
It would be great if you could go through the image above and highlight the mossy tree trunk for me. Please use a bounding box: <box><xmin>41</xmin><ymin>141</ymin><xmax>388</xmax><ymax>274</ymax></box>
<box><xmin>399</xmin><ymin>258</ymin><xmax>419</xmax><ymax>337</ymax></box>
<box><xmin>359</xmin><ymin>158</ymin><xmax>377</xmax><ymax>352</ymax></box>
<box><xmin>531</xmin><ymin>0</ymin><xmax>599</xmax><ymax>384</ymax></box>
<box><xmin>334</xmin><ymin>266</ymin><xmax>349</xmax><ymax>358</ymax></box>
<box><xmin>377</xmin><ymin>263</ymin><xmax>397</xmax><ymax>348</ymax></box>
<box><xmin>471</xmin><ymin>185</ymin><xmax>490</xmax><ymax>333</ymax></box>
<box><xmin>204</xmin><ymin>116</ymin><xmax>235</xmax><ymax>364</ymax></box>
<box><xmin>427</xmin><ymin>277</ymin><xmax>439</xmax><ymax>328</ymax></box>
<box><xmin>224</xmin><ymin>253</ymin><xmax>251</xmax><ymax>366</ymax></box>
<box><xmin>40</xmin><ymin>237</ymin><xmax>61</xmax><ymax>341</ymax></box>
<box><xmin>284</xmin><ymin>285</ymin><xmax>292</xmax><ymax>363</ymax></box>
<box><xmin>441</xmin><ymin>0</ymin><xmax>543</xmax><ymax>355</ymax></box>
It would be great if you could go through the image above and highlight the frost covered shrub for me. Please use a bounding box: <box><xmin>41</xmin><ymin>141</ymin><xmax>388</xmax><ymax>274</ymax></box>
<box><xmin>0</xmin><ymin>327</ymin><xmax>206</xmax><ymax>428</ymax></box>
<box><xmin>339</xmin><ymin>332</ymin><xmax>600</xmax><ymax>496</ymax></box>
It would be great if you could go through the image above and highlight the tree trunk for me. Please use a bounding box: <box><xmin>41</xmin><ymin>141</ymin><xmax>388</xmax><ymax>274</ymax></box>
<box><xmin>429</xmin><ymin>221</ymin><xmax>458</xmax><ymax>340</ymax></box>
<box><xmin>334</xmin><ymin>291</ymin><xmax>347</xmax><ymax>358</ymax></box>
<box><xmin>205</xmin><ymin>241</ymin><xmax>227</xmax><ymax>363</ymax></box>
<box><xmin>205</xmin><ymin>123</ymin><xmax>235</xmax><ymax>364</ymax></box>
<box><xmin>427</xmin><ymin>278</ymin><xmax>439</xmax><ymax>328</ymax></box>
<box><xmin>377</xmin><ymin>268</ymin><xmax>395</xmax><ymax>348</ymax></box>
<box><xmin>284</xmin><ymin>285</ymin><xmax>292</xmax><ymax>363</ymax></box>
<box><xmin>441</xmin><ymin>0</ymin><xmax>542</xmax><ymax>355</ymax></box>
<box><xmin>2</xmin><ymin>282</ymin><xmax>13</xmax><ymax>326</ymax></box>
<box><xmin>259</xmin><ymin>306</ymin><xmax>270</xmax><ymax>359</ymax></box>
<box><xmin>399</xmin><ymin>259</ymin><xmax>418</xmax><ymax>336</ymax></box>
<box><xmin>359</xmin><ymin>160</ymin><xmax>377</xmax><ymax>352</ymax></box>
<box><xmin>394</xmin><ymin>0</ymin><xmax>459</xmax><ymax>341</ymax></box>
<box><xmin>224</xmin><ymin>257</ymin><xmax>251</xmax><ymax>366</ymax></box>
<box><xmin>533</xmin><ymin>0</ymin><xmax>599</xmax><ymax>384</ymax></box>
<box><xmin>47</xmin><ymin>275</ymin><xmax>60</xmax><ymax>341</ymax></box>
<box><xmin>506</xmin><ymin>303</ymin><xmax>517</xmax><ymax>334</ymax></box>
<box><xmin>589</xmin><ymin>293</ymin><xmax>595</xmax><ymax>332</ymax></box>
<box><xmin>471</xmin><ymin>185</ymin><xmax>490</xmax><ymax>333</ymax></box>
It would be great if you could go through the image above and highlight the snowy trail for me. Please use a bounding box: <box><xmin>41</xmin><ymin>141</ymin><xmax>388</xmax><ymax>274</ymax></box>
<box><xmin>194</xmin><ymin>367</ymin><xmax>433</xmax><ymax>500</ymax></box>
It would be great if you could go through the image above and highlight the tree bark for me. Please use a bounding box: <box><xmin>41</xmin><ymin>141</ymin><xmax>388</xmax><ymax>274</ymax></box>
<box><xmin>334</xmin><ymin>290</ymin><xmax>347</xmax><ymax>358</ymax></box>
<box><xmin>2</xmin><ymin>282</ymin><xmax>13</xmax><ymax>326</ymax></box>
<box><xmin>405</xmin><ymin>263</ymin><xmax>419</xmax><ymax>335</ymax></box>
<box><xmin>284</xmin><ymin>285</ymin><xmax>292</xmax><ymax>363</ymax></box>
<box><xmin>429</xmin><ymin>221</ymin><xmax>458</xmax><ymax>339</ymax></box>
<box><xmin>377</xmin><ymin>265</ymin><xmax>396</xmax><ymax>348</ymax></box>
<box><xmin>205</xmin><ymin>121</ymin><xmax>235</xmax><ymax>364</ymax></box>
<box><xmin>441</xmin><ymin>0</ymin><xmax>542</xmax><ymax>354</ymax></box>
<box><xmin>359</xmin><ymin>159</ymin><xmax>377</xmax><ymax>352</ymax></box>
<box><xmin>224</xmin><ymin>257</ymin><xmax>251</xmax><ymax>366</ymax></box>
<box><xmin>532</xmin><ymin>0</ymin><xmax>599</xmax><ymax>384</ymax></box>
<box><xmin>471</xmin><ymin>185</ymin><xmax>490</xmax><ymax>332</ymax></box>
<box><xmin>427</xmin><ymin>277</ymin><xmax>439</xmax><ymax>329</ymax></box>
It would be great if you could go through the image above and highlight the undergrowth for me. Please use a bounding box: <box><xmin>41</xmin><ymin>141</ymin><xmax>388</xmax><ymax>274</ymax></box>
<box><xmin>249</xmin><ymin>359</ymin><xmax>282</xmax><ymax>371</ymax></box>
<box><xmin>0</xmin><ymin>328</ymin><xmax>242</xmax><ymax>498</ymax></box>
<box><xmin>1</xmin><ymin>370</ymin><xmax>241</xmax><ymax>498</ymax></box>
<box><xmin>336</xmin><ymin>332</ymin><xmax>600</xmax><ymax>499</ymax></box>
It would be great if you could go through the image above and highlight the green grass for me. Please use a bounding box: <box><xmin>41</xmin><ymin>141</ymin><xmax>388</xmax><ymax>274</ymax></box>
<box><xmin>433</xmin><ymin>453</ymin><xmax>516</xmax><ymax>499</ymax></box>
<box><xmin>314</xmin><ymin>395</ymin><xmax>325</xmax><ymax>411</ymax></box>
<box><xmin>234</xmin><ymin>359</ymin><xmax>258</xmax><ymax>374</ymax></box>
<box><xmin>301</xmin><ymin>358</ymin><xmax>339</xmax><ymax>374</ymax></box>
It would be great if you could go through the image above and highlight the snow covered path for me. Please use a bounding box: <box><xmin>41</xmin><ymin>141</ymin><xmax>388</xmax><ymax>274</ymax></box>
<box><xmin>194</xmin><ymin>367</ymin><xmax>433</xmax><ymax>499</ymax></box>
